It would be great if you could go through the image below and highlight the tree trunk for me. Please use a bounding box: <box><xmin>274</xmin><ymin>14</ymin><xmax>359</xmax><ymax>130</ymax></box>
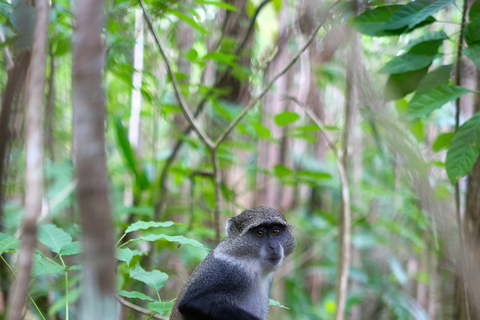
<box><xmin>6</xmin><ymin>0</ymin><xmax>49</xmax><ymax>318</ymax></box>
<box><xmin>72</xmin><ymin>0</ymin><xmax>117</xmax><ymax>318</ymax></box>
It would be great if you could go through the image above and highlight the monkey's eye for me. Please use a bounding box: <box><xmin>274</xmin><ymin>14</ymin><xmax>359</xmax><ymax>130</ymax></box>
<box><xmin>256</xmin><ymin>230</ymin><xmax>265</xmax><ymax>237</ymax></box>
<box><xmin>272</xmin><ymin>228</ymin><xmax>281</xmax><ymax>235</ymax></box>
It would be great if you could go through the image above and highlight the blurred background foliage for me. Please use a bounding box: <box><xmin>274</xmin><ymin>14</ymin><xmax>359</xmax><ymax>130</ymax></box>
<box><xmin>0</xmin><ymin>0</ymin><xmax>479</xmax><ymax>319</ymax></box>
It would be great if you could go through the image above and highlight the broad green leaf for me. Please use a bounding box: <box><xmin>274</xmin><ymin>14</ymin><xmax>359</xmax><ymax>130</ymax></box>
<box><xmin>269</xmin><ymin>299</ymin><xmax>289</xmax><ymax>309</ymax></box>
<box><xmin>168</xmin><ymin>9</ymin><xmax>208</xmax><ymax>34</ymax></box>
<box><xmin>407</xmin><ymin>85</ymin><xmax>472</xmax><ymax>119</ymax></box>
<box><xmin>350</xmin><ymin>5</ymin><xmax>435</xmax><ymax>37</ymax></box>
<box><xmin>274</xmin><ymin>111</ymin><xmax>300</xmax><ymax>126</ymax></box>
<box><xmin>379</xmin><ymin>53</ymin><xmax>433</xmax><ymax>75</ymax></box>
<box><xmin>127</xmin><ymin>234</ymin><xmax>205</xmax><ymax>249</ymax></box>
<box><xmin>351</xmin><ymin>5</ymin><xmax>402</xmax><ymax>36</ymax></box>
<box><xmin>416</xmin><ymin>64</ymin><xmax>452</xmax><ymax>94</ymax></box>
<box><xmin>38</xmin><ymin>224</ymin><xmax>72</xmax><ymax>254</ymax></box>
<box><xmin>446</xmin><ymin>112</ymin><xmax>480</xmax><ymax>184</ymax></box>
<box><xmin>58</xmin><ymin>241</ymin><xmax>82</xmax><ymax>256</ymax></box>
<box><xmin>385</xmin><ymin>0</ymin><xmax>455</xmax><ymax>30</ymax></box>
<box><xmin>32</xmin><ymin>262</ymin><xmax>64</xmax><ymax>277</ymax></box>
<box><xmin>118</xmin><ymin>290</ymin><xmax>155</xmax><ymax>302</ymax></box>
<box><xmin>466</xmin><ymin>19</ymin><xmax>480</xmax><ymax>45</ymax></box>
<box><xmin>203</xmin><ymin>52</ymin><xmax>237</xmax><ymax>66</ymax></box>
<box><xmin>273</xmin><ymin>165</ymin><xmax>292</xmax><ymax>178</ymax></box>
<box><xmin>404</xmin><ymin>31</ymin><xmax>448</xmax><ymax>50</ymax></box>
<box><xmin>148</xmin><ymin>301</ymin><xmax>175</xmax><ymax>314</ymax></box>
<box><xmin>114</xmin><ymin>117</ymin><xmax>150</xmax><ymax>190</ymax></box>
<box><xmin>296</xmin><ymin>170</ymin><xmax>332</xmax><ymax>181</ymax></box>
<box><xmin>385</xmin><ymin>67</ymin><xmax>429</xmax><ymax>101</ymax></box>
<box><xmin>116</xmin><ymin>248</ymin><xmax>134</xmax><ymax>266</ymax></box>
<box><xmin>251</xmin><ymin>121</ymin><xmax>271</xmax><ymax>138</ymax></box>
<box><xmin>9</xmin><ymin>5</ymin><xmax>35</xmax><ymax>49</ymax></box>
<box><xmin>434</xmin><ymin>185</ymin><xmax>450</xmax><ymax>200</ymax></box>
<box><xmin>463</xmin><ymin>46</ymin><xmax>480</xmax><ymax>70</ymax></box>
<box><xmin>432</xmin><ymin>132</ymin><xmax>454</xmax><ymax>152</ymax></box>
<box><xmin>201</xmin><ymin>0</ymin><xmax>237</xmax><ymax>11</ymax></box>
<box><xmin>186</xmin><ymin>49</ymin><xmax>198</xmax><ymax>62</ymax></box>
<box><xmin>0</xmin><ymin>234</ymin><xmax>19</xmax><ymax>253</ymax></box>
<box><xmin>125</xmin><ymin>221</ymin><xmax>175</xmax><ymax>234</ymax></box>
<box><xmin>130</xmin><ymin>264</ymin><xmax>168</xmax><ymax>292</ymax></box>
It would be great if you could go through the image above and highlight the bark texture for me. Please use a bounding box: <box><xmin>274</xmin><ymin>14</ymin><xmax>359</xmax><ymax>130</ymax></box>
<box><xmin>6</xmin><ymin>0</ymin><xmax>49</xmax><ymax>318</ymax></box>
<box><xmin>72</xmin><ymin>0</ymin><xmax>117</xmax><ymax>318</ymax></box>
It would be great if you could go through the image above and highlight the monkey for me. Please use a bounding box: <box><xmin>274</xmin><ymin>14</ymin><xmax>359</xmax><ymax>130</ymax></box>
<box><xmin>169</xmin><ymin>206</ymin><xmax>296</xmax><ymax>320</ymax></box>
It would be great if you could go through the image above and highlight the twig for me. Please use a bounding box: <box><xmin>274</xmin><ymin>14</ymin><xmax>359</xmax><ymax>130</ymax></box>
<box><xmin>213</xmin><ymin>0</ymin><xmax>341</xmax><ymax>148</ymax></box>
<box><xmin>153</xmin><ymin>0</ymin><xmax>273</xmax><ymax>217</ymax></box>
<box><xmin>454</xmin><ymin>0</ymin><xmax>470</xmax><ymax>318</ymax></box>
<box><xmin>139</xmin><ymin>0</ymin><xmax>214</xmax><ymax>149</ymax></box>
<box><xmin>288</xmin><ymin>96</ymin><xmax>351</xmax><ymax>320</ymax></box>
<box><xmin>211</xmin><ymin>149</ymin><xmax>222</xmax><ymax>243</ymax></box>
<box><xmin>117</xmin><ymin>296</ymin><xmax>167</xmax><ymax>320</ymax></box>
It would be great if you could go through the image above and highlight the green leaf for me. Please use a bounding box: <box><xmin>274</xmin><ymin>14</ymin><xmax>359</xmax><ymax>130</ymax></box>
<box><xmin>118</xmin><ymin>290</ymin><xmax>155</xmax><ymax>302</ymax></box>
<box><xmin>350</xmin><ymin>5</ymin><xmax>435</xmax><ymax>37</ymax></box>
<box><xmin>463</xmin><ymin>46</ymin><xmax>480</xmax><ymax>70</ymax></box>
<box><xmin>130</xmin><ymin>264</ymin><xmax>168</xmax><ymax>292</ymax></box>
<box><xmin>387</xmin><ymin>256</ymin><xmax>408</xmax><ymax>285</ymax></box>
<box><xmin>168</xmin><ymin>9</ymin><xmax>208</xmax><ymax>34</ymax></box>
<box><xmin>269</xmin><ymin>299</ymin><xmax>289</xmax><ymax>309</ymax></box>
<box><xmin>38</xmin><ymin>224</ymin><xmax>72</xmax><ymax>254</ymax></box>
<box><xmin>434</xmin><ymin>185</ymin><xmax>450</xmax><ymax>199</ymax></box>
<box><xmin>274</xmin><ymin>111</ymin><xmax>300</xmax><ymax>126</ymax></box>
<box><xmin>466</xmin><ymin>19</ymin><xmax>480</xmax><ymax>45</ymax></box>
<box><xmin>385</xmin><ymin>67</ymin><xmax>429</xmax><ymax>101</ymax></box>
<box><xmin>125</xmin><ymin>221</ymin><xmax>175</xmax><ymax>234</ymax></box>
<box><xmin>58</xmin><ymin>241</ymin><xmax>82</xmax><ymax>256</ymax></box>
<box><xmin>446</xmin><ymin>112</ymin><xmax>480</xmax><ymax>184</ymax></box>
<box><xmin>385</xmin><ymin>0</ymin><xmax>455</xmax><ymax>30</ymax></box>
<box><xmin>0</xmin><ymin>234</ymin><xmax>19</xmax><ymax>253</ymax></box>
<box><xmin>32</xmin><ymin>262</ymin><xmax>64</xmax><ymax>277</ymax></box>
<box><xmin>127</xmin><ymin>234</ymin><xmax>205</xmax><ymax>249</ymax></box>
<box><xmin>432</xmin><ymin>132</ymin><xmax>454</xmax><ymax>152</ymax></box>
<box><xmin>114</xmin><ymin>117</ymin><xmax>150</xmax><ymax>190</ymax></box>
<box><xmin>186</xmin><ymin>49</ymin><xmax>198</xmax><ymax>62</ymax></box>
<box><xmin>116</xmin><ymin>248</ymin><xmax>134</xmax><ymax>266</ymax></box>
<box><xmin>203</xmin><ymin>52</ymin><xmax>237</xmax><ymax>66</ymax></box>
<box><xmin>273</xmin><ymin>165</ymin><xmax>292</xmax><ymax>178</ymax></box>
<box><xmin>201</xmin><ymin>0</ymin><xmax>238</xmax><ymax>11</ymax></box>
<box><xmin>379</xmin><ymin>53</ymin><xmax>432</xmax><ymax>75</ymax></box>
<box><xmin>407</xmin><ymin>85</ymin><xmax>472</xmax><ymax>119</ymax></box>
<box><xmin>148</xmin><ymin>301</ymin><xmax>175</xmax><ymax>314</ymax></box>
<box><xmin>404</xmin><ymin>31</ymin><xmax>448</xmax><ymax>50</ymax></box>
<box><xmin>416</xmin><ymin>64</ymin><xmax>452</xmax><ymax>94</ymax></box>
<box><xmin>251</xmin><ymin>121</ymin><xmax>271</xmax><ymax>138</ymax></box>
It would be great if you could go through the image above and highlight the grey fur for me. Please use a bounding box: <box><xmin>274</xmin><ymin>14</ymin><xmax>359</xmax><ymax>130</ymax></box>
<box><xmin>169</xmin><ymin>206</ymin><xmax>296</xmax><ymax>320</ymax></box>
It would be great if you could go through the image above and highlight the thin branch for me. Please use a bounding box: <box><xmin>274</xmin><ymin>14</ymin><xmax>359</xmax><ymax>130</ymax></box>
<box><xmin>211</xmin><ymin>149</ymin><xmax>222</xmax><ymax>244</ymax></box>
<box><xmin>139</xmin><ymin>0</ymin><xmax>214</xmax><ymax>149</ymax></box>
<box><xmin>117</xmin><ymin>296</ymin><xmax>167</xmax><ymax>320</ymax></box>
<box><xmin>288</xmin><ymin>96</ymin><xmax>351</xmax><ymax>320</ymax></box>
<box><xmin>454</xmin><ymin>0</ymin><xmax>470</xmax><ymax>318</ymax></box>
<box><xmin>153</xmin><ymin>0</ymin><xmax>273</xmax><ymax>217</ymax></box>
<box><xmin>213</xmin><ymin>0</ymin><xmax>341</xmax><ymax>149</ymax></box>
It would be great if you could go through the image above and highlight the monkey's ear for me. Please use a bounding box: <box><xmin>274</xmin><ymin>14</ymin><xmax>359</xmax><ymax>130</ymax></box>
<box><xmin>225</xmin><ymin>218</ymin><xmax>235</xmax><ymax>236</ymax></box>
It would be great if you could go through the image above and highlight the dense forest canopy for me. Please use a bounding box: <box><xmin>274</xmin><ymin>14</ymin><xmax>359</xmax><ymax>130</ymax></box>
<box><xmin>0</xmin><ymin>0</ymin><xmax>479</xmax><ymax>319</ymax></box>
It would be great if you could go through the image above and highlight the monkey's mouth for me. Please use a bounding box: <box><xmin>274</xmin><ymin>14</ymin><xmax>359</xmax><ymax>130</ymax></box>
<box><xmin>266</xmin><ymin>254</ymin><xmax>282</xmax><ymax>266</ymax></box>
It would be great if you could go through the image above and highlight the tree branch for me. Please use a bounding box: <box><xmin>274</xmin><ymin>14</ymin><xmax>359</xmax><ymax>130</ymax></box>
<box><xmin>139</xmin><ymin>0</ymin><xmax>214</xmax><ymax>149</ymax></box>
<box><xmin>213</xmin><ymin>0</ymin><xmax>341</xmax><ymax>149</ymax></box>
<box><xmin>117</xmin><ymin>296</ymin><xmax>168</xmax><ymax>320</ymax></box>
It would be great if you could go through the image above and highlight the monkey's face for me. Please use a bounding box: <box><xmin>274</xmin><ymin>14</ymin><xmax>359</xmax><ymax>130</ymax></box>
<box><xmin>248</xmin><ymin>224</ymin><xmax>291</xmax><ymax>270</ymax></box>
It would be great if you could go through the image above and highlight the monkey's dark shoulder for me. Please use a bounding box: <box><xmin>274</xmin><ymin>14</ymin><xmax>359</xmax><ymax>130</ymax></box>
<box><xmin>178</xmin><ymin>254</ymin><xmax>261</xmax><ymax>320</ymax></box>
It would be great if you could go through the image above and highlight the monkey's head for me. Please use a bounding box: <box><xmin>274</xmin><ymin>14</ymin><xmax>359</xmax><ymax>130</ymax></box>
<box><xmin>222</xmin><ymin>206</ymin><xmax>296</xmax><ymax>272</ymax></box>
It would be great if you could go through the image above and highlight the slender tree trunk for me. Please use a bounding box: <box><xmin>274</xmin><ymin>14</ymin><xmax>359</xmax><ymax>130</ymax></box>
<box><xmin>6</xmin><ymin>0</ymin><xmax>49</xmax><ymax>318</ymax></box>
<box><xmin>72</xmin><ymin>0</ymin><xmax>117</xmax><ymax>318</ymax></box>
<box><xmin>45</xmin><ymin>50</ymin><xmax>55</xmax><ymax>161</ymax></box>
